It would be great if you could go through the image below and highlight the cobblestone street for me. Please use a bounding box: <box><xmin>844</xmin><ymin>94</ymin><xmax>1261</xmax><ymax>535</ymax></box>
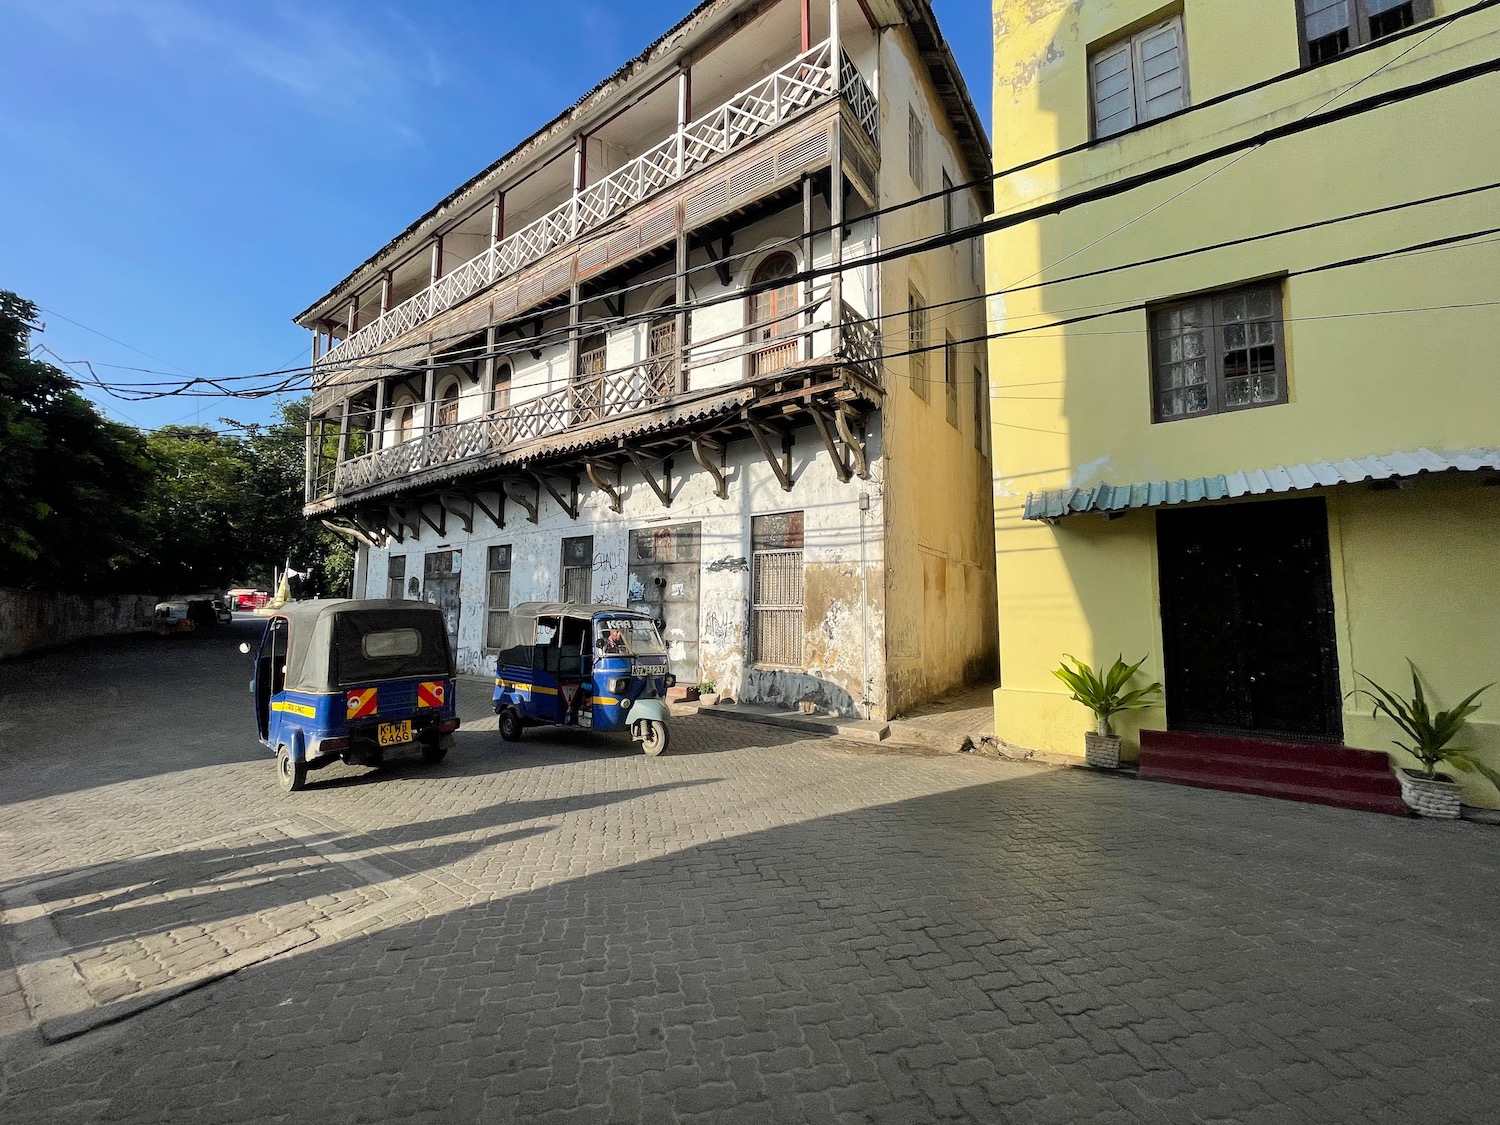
<box><xmin>2</xmin><ymin>621</ymin><xmax>1498</xmax><ymax>1123</ymax></box>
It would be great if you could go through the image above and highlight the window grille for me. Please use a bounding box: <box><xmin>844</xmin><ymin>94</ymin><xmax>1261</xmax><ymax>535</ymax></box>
<box><xmin>945</xmin><ymin>334</ymin><xmax>960</xmax><ymax>427</ymax></box>
<box><xmin>1300</xmin><ymin>0</ymin><xmax>1429</xmax><ymax>66</ymax></box>
<box><xmin>1150</xmin><ymin>281</ymin><xmax>1288</xmax><ymax>422</ymax></box>
<box><xmin>577</xmin><ymin>335</ymin><xmax>607</xmax><ymax>379</ymax></box>
<box><xmin>485</xmin><ymin>544</ymin><xmax>512</xmax><ymax>649</ymax></box>
<box><xmin>1090</xmin><ymin>15</ymin><xmax>1187</xmax><ymax>139</ymax></box>
<box><xmin>561</xmin><ymin>536</ymin><xmax>594</xmax><ymax>603</ymax></box>
<box><xmin>908</xmin><ymin>288</ymin><xmax>928</xmax><ymax>400</ymax></box>
<box><xmin>973</xmin><ymin>366</ymin><xmax>989</xmax><ymax>455</ymax></box>
<box><xmin>908</xmin><ymin>108</ymin><xmax>925</xmax><ymax>191</ymax></box>
<box><xmin>752</xmin><ymin>512</ymin><xmax>804</xmax><ymax>668</ymax></box>
<box><xmin>387</xmin><ymin>555</ymin><xmax>406</xmax><ymax>600</ymax></box>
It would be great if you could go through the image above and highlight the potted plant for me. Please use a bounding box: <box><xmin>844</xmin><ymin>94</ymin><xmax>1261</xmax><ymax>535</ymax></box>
<box><xmin>1052</xmin><ymin>654</ymin><xmax>1162</xmax><ymax>769</ymax></box>
<box><xmin>698</xmin><ymin>681</ymin><xmax>719</xmax><ymax>707</ymax></box>
<box><xmin>1351</xmin><ymin>661</ymin><xmax>1496</xmax><ymax>818</ymax></box>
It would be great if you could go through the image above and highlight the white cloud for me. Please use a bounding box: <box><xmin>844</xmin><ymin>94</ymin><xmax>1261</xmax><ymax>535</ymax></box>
<box><xmin>14</xmin><ymin>0</ymin><xmax>444</xmax><ymax>145</ymax></box>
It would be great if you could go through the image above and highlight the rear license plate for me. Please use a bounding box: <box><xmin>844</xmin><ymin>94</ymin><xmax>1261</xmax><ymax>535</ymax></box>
<box><xmin>377</xmin><ymin>720</ymin><xmax>413</xmax><ymax>747</ymax></box>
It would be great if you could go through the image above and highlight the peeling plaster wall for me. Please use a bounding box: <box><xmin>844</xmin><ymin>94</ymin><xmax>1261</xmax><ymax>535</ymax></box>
<box><xmin>358</xmin><ymin>420</ymin><xmax>888</xmax><ymax>718</ymax></box>
<box><xmin>875</xmin><ymin>24</ymin><xmax>1000</xmax><ymax>717</ymax></box>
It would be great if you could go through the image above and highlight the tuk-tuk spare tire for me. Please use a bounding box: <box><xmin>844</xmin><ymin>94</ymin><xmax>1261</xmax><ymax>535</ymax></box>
<box><xmin>639</xmin><ymin>719</ymin><xmax>669</xmax><ymax>757</ymax></box>
<box><xmin>276</xmin><ymin>745</ymin><xmax>306</xmax><ymax>793</ymax></box>
<box><xmin>498</xmin><ymin>707</ymin><xmax>524</xmax><ymax>743</ymax></box>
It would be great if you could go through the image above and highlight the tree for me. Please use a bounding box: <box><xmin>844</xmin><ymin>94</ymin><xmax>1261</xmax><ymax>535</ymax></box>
<box><xmin>0</xmin><ymin>291</ymin><xmax>150</xmax><ymax>591</ymax></box>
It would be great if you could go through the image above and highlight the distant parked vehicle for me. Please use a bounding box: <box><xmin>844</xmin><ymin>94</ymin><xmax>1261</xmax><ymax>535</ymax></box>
<box><xmin>243</xmin><ymin>598</ymin><xmax>460</xmax><ymax>792</ymax></box>
<box><xmin>153</xmin><ymin>601</ymin><xmax>194</xmax><ymax>636</ymax></box>
<box><xmin>211</xmin><ymin>599</ymin><xmax>233</xmax><ymax>625</ymax></box>
<box><xmin>226</xmin><ymin>588</ymin><xmax>270</xmax><ymax>612</ymax></box>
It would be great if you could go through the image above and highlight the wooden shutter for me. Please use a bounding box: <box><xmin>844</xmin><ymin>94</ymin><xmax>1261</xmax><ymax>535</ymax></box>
<box><xmin>1134</xmin><ymin>17</ymin><xmax>1186</xmax><ymax>123</ymax></box>
<box><xmin>1091</xmin><ymin>39</ymin><xmax>1136</xmax><ymax>137</ymax></box>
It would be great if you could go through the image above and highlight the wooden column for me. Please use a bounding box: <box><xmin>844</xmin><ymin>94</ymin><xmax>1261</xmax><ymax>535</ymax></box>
<box><xmin>802</xmin><ymin>176</ymin><xmax>815</xmax><ymax>361</ymax></box>
<box><xmin>801</xmin><ymin>0</ymin><xmax>811</xmax><ymax>52</ymax></box>
<box><xmin>490</xmin><ymin>191</ymin><xmax>505</xmax><ymax>246</ymax></box>
<box><xmin>675</xmin><ymin>232</ymin><xmax>689</xmax><ymax>393</ymax></box>
<box><xmin>303</xmin><ymin>416</ymin><xmax>314</xmax><ymax>500</ymax></box>
<box><xmin>373</xmin><ymin>378</ymin><xmax>387</xmax><ymax>452</ymax></box>
<box><xmin>676</xmin><ymin>68</ymin><xmax>691</xmax><ymax>177</ymax></box>
<box><xmin>429</xmin><ymin>237</ymin><xmax>443</xmax><ymax>285</ymax></box>
<box><xmin>311</xmin><ymin>329</ymin><xmax>321</xmax><ymax>366</ymax></box>
<box><xmin>422</xmin><ymin>350</ymin><xmax>437</xmax><ymax>436</ymax></box>
<box><xmin>567</xmin><ymin>284</ymin><xmax>582</xmax><ymax>389</ymax></box>
<box><xmin>482</xmin><ymin>325</ymin><xmax>498</xmax><ymax>410</ymax></box>
<box><xmin>380</xmin><ymin>271</ymin><xmax>392</xmax><ymax>316</ymax></box>
<box><xmin>336</xmin><ymin>396</ymin><xmax>351</xmax><ymax>467</ymax></box>
<box><xmin>347</xmin><ymin>298</ymin><xmax>358</xmax><ymax>335</ymax></box>
<box><xmin>829</xmin><ymin>0</ymin><xmax>843</xmax><ymax>355</ymax></box>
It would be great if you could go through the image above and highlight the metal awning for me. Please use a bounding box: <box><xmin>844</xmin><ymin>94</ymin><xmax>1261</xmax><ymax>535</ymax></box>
<box><xmin>1022</xmin><ymin>447</ymin><xmax>1500</xmax><ymax>522</ymax></box>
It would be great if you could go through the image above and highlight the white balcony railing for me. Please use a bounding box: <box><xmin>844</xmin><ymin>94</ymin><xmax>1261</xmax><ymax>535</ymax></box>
<box><xmin>317</xmin><ymin>42</ymin><xmax>877</xmax><ymax>373</ymax></box>
<box><xmin>327</xmin><ymin>301</ymin><xmax>880</xmax><ymax>498</ymax></box>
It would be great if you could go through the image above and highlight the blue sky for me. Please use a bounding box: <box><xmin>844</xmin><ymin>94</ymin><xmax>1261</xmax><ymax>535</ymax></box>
<box><xmin>0</xmin><ymin>0</ymin><xmax>992</xmax><ymax>431</ymax></box>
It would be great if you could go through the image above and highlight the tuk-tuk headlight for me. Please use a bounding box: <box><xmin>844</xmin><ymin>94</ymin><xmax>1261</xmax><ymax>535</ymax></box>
<box><xmin>665</xmin><ymin>674</ymin><xmax>676</xmax><ymax>688</ymax></box>
<box><xmin>610</xmin><ymin>678</ymin><xmax>629</xmax><ymax>695</ymax></box>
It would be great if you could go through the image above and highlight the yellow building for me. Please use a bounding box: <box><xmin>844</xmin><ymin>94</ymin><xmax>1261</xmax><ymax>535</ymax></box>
<box><xmin>987</xmin><ymin>0</ymin><xmax>1500</xmax><ymax>808</ymax></box>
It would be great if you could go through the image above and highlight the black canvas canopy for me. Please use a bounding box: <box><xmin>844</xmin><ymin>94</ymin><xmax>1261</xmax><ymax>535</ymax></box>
<box><xmin>275</xmin><ymin>599</ymin><xmax>453</xmax><ymax>692</ymax></box>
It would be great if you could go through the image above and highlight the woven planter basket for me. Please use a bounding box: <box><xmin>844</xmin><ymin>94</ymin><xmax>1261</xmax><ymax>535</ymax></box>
<box><xmin>1084</xmin><ymin>731</ymin><xmax>1122</xmax><ymax>770</ymax></box>
<box><xmin>1396</xmin><ymin>768</ymin><xmax>1461</xmax><ymax>818</ymax></box>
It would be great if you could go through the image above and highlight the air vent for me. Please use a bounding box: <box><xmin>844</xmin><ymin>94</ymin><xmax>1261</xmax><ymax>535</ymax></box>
<box><xmin>545</xmin><ymin>263</ymin><xmax>572</xmax><ymax>292</ymax></box>
<box><xmin>685</xmin><ymin>182</ymin><xmax>727</xmax><ymax>225</ymax></box>
<box><xmin>609</xmin><ymin>228</ymin><xmax>641</xmax><ymax>258</ymax></box>
<box><xmin>777</xmin><ymin>131</ymin><xmax>830</xmax><ymax>174</ymax></box>
<box><xmin>639</xmin><ymin>207</ymin><xmax>676</xmax><ymax>244</ymax></box>
<box><xmin>728</xmin><ymin>157</ymin><xmax>776</xmax><ymax>199</ymax></box>
<box><xmin>579</xmin><ymin>242</ymin><xmax>609</xmax><ymax>273</ymax></box>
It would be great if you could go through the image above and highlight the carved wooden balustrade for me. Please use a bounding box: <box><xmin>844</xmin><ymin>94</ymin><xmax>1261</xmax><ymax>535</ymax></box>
<box><xmin>328</xmin><ymin>303</ymin><xmax>881</xmax><ymax>499</ymax></box>
<box><xmin>317</xmin><ymin>43</ymin><xmax>877</xmax><ymax>372</ymax></box>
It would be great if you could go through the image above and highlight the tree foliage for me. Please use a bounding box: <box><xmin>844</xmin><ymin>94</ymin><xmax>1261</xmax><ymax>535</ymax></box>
<box><xmin>1</xmin><ymin>289</ymin><xmax>350</xmax><ymax>596</ymax></box>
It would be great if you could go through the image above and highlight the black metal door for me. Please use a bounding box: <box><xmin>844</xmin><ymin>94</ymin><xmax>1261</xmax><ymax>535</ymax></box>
<box><xmin>1157</xmin><ymin>497</ymin><xmax>1342</xmax><ymax>741</ymax></box>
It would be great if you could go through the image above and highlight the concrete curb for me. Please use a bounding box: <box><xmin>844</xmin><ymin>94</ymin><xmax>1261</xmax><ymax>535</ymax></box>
<box><xmin>686</xmin><ymin>703</ymin><xmax>890</xmax><ymax>744</ymax></box>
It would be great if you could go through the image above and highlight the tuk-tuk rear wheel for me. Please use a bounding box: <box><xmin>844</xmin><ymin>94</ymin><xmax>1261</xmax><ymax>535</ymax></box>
<box><xmin>421</xmin><ymin>739</ymin><xmax>449</xmax><ymax>764</ymax></box>
<box><xmin>498</xmin><ymin>708</ymin><xmax>524</xmax><ymax>742</ymax></box>
<box><xmin>640</xmin><ymin>720</ymin><xmax>669</xmax><ymax>757</ymax></box>
<box><xmin>276</xmin><ymin>746</ymin><xmax>306</xmax><ymax>793</ymax></box>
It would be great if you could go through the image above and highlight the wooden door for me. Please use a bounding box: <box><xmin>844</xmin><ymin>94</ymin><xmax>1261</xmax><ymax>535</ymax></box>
<box><xmin>1157</xmin><ymin>498</ymin><xmax>1343</xmax><ymax>742</ymax></box>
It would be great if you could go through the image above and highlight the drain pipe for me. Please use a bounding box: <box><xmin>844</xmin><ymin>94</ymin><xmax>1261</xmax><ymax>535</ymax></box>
<box><xmin>858</xmin><ymin>489</ymin><xmax>871</xmax><ymax>720</ymax></box>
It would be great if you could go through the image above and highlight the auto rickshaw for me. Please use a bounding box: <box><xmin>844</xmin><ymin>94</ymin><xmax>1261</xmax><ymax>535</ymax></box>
<box><xmin>244</xmin><ymin>599</ymin><xmax>460</xmax><ymax>792</ymax></box>
<box><xmin>492</xmin><ymin>603</ymin><xmax>674</xmax><ymax>755</ymax></box>
<box><xmin>153</xmin><ymin>600</ymin><xmax>194</xmax><ymax>636</ymax></box>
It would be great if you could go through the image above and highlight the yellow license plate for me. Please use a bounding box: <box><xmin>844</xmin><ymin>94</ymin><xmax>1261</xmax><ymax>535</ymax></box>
<box><xmin>377</xmin><ymin>720</ymin><xmax>413</xmax><ymax>747</ymax></box>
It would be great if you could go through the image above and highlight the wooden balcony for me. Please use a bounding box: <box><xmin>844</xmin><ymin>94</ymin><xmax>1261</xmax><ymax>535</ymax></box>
<box><xmin>312</xmin><ymin>41</ymin><xmax>878</xmax><ymax>386</ymax></box>
<box><xmin>309</xmin><ymin>301</ymin><xmax>882</xmax><ymax>515</ymax></box>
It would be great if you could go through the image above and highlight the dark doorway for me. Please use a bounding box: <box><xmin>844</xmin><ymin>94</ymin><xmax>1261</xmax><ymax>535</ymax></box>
<box><xmin>1157</xmin><ymin>497</ymin><xmax>1343</xmax><ymax>742</ymax></box>
<box><xmin>628</xmin><ymin>523</ymin><xmax>701</xmax><ymax>685</ymax></box>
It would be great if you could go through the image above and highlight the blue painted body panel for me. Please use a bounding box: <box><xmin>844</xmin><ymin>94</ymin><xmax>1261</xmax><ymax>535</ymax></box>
<box><xmin>261</xmin><ymin>679</ymin><xmax>457</xmax><ymax>763</ymax></box>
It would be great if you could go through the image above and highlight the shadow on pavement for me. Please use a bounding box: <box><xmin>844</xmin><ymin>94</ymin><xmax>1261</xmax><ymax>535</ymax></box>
<box><xmin>3</xmin><ymin>769</ymin><xmax>1498</xmax><ymax>1123</ymax></box>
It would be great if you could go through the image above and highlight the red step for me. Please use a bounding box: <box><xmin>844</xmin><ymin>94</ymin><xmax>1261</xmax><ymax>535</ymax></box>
<box><xmin>1139</xmin><ymin>729</ymin><xmax>1409</xmax><ymax>816</ymax></box>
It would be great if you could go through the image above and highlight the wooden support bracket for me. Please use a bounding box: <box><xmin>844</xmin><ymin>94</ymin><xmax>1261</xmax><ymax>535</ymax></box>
<box><xmin>809</xmin><ymin>406</ymin><xmax>852</xmax><ymax>484</ymax></box>
<box><xmin>417</xmin><ymin>503</ymin><xmax>446</xmax><ymax>538</ymax></box>
<box><xmin>471</xmin><ymin>490</ymin><xmax>505</xmax><ymax>530</ymax></box>
<box><xmin>624</xmin><ymin>446</ymin><xmax>673</xmax><ymax>508</ymax></box>
<box><xmin>745</xmin><ymin>413</ymin><xmax>793</xmax><ymax>492</ymax></box>
<box><xmin>503</xmin><ymin>479</ymin><xmax>540</xmax><ymax>524</ymax></box>
<box><xmin>690</xmin><ymin>436</ymin><xmax>728</xmax><ymax>500</ymax></box>
<box><xmin>585</xmin><ymin>459</ymin><xmax>623</xmax><ymax>514</ymax></box>
<box><xmin>350</xmin><ymin>514</ymin><xmax>388</xmax><ymax>548</ymax></box>
<box><xmin>387</xmin><ymin>506</ymin><xmax>412</xmax><ymax>542</ymax></box>
<box><xmin>692</xmin><ymin>232</ymin><xmax>735</xmax><ymax>287</ymax></box>
<box><xmin>600</xmin><ymin>293</ymin><xmax>624</xmax><ymax>320</ymax></box>
<box><xmin>835</xmin><ymin>405</ymin><xmax>871</xmax><ymax>480</ymax></box>
<box><xmin>533</xmin><ymin>473</ymin><xmax>579</xmax><ymax>520</ymax></box>
<box><xmin>439</xmin><ymin>492</ymin><xmax>475</xmax><ymax>534</ymax></box>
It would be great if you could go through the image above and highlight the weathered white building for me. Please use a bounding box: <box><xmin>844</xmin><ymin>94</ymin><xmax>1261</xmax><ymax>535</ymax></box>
<box><xmin>297</xmin><ymin>0</ymin><xmax>995</xmax><ymax>720</ymax></box>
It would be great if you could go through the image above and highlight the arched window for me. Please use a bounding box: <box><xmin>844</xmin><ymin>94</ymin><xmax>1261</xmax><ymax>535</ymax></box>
<box><xmin>492</xmin><ymin>363</ymin><xmax>512</xmax><ymax>412</ymax></box>
<box><xmin>437</xmin><ymin>381</ymin><xmax>460</xmax><ymax>428</ymax></box>
<box><xmin>749</xmin><ymin>252</ymin><xmax>799</xmax><ymax>377</ymax></box>
<box><xmin>396</xmin><ymin>402</ymin><xmax>416</xmax><ymax>444</ymax></box>
<box><xmin>577</xmin><ymin>332</ymin><xmax>607</xmax><ymax>380</ymax></box>
<box><xmin>647</xmin><ymin>303</ymin><xmax>676</xmax><ymax>396</ymax></box>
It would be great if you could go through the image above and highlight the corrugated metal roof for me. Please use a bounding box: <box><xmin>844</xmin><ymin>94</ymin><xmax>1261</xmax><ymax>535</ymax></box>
<box><xmin>1022</xmin><ymin>447</ymin><xmax>1500</xmax><ymax>522</ymax></box>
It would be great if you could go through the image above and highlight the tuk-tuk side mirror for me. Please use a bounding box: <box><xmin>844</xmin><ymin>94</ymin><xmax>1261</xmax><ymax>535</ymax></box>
<box><xmin>239</xmin><ymin>642</ymin><xmax>251</xmax><ymax>654</ymax></box>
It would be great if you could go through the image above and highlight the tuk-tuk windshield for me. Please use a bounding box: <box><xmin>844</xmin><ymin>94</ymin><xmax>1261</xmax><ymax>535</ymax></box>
<box><xmin>596</xmin><ymin>617</ymin><xmax>667</xmax><ymax>657</ymax></box>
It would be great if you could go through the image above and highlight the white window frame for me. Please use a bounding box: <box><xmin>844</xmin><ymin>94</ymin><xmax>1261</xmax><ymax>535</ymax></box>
<box><xmin>1089</xmin><ymin>14</ymin><xmax>1188</xmax><ymax>140</ymax></box>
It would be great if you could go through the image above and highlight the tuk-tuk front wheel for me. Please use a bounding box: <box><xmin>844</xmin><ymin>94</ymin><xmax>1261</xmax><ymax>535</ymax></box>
<box><xmin>276</xmin><ymin>746</ymin><xmax>306</xmax><ymax>793</ymax></box>
<box><xmin>638</xmin><ymin>720</ymin><xmax>669</xmax><ymax>757</ymax></box>
<box><xmin>498</xmin><ymin>707</ymin><xmax>524</xmax><ymax>743</ymax></box>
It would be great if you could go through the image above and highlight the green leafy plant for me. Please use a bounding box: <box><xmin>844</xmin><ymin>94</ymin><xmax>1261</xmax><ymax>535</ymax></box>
<box><xmin>698</xmin><ymin>681</ymin><xmax>716</xmax><ymax>694</ymax></box>
<box><xmin>1351</xmin><ymin>661</ymin><xmax>1497</xmax><ymax>788</ymax></box>
<box><xmin>1052</xmin><ymin>654</ymin><xmax>1162</xmax><ymax>736</ymax></box>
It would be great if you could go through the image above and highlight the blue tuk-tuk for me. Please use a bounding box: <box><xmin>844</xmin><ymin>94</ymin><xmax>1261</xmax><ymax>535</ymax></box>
<box><xmin>246</xmin><ymin>599</ymin><xmax>460</xmax><ymax>791</ymax></box>
<box><xmin>492</xmin><ymin>602</ymin><xmax>674</xmax><ymax>755</ymax></box>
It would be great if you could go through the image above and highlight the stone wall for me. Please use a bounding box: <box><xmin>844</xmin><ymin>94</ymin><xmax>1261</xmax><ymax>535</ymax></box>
<box><xmin>0</xmin><ymin>590</ymin><xmax>157</xmax><ymax>660</ymax></box>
